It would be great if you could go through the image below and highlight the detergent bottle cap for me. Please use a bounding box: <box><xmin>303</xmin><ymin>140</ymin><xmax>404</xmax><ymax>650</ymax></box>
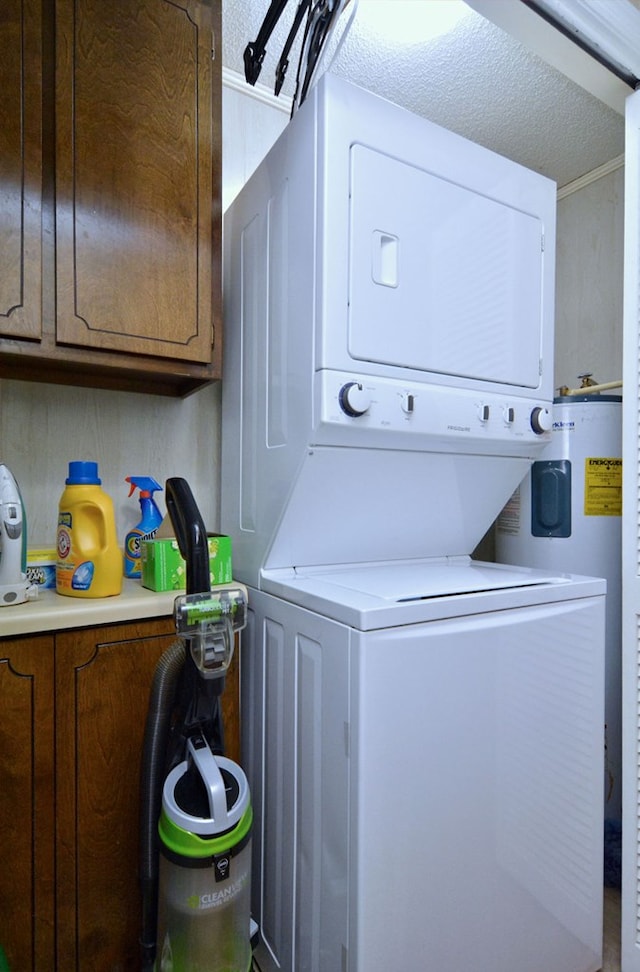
<box><xmin>66</xmin><ymin>461</ymin><xmax>101</xmax><ymax>485</ymax></box>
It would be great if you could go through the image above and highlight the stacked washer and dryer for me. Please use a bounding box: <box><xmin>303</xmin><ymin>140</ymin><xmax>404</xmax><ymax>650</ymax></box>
<box><xmin>221</xmin><ymin>75</ymin><xmax>605</xmax><ymax>972</ymax></box>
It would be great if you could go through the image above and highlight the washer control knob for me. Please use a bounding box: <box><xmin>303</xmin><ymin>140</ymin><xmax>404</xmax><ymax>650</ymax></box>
<box><xmin>530</xmin><ymin>406</ymin><xmax>552</xmax><ymax>434</ymax></box>
<box><xmin>339</xmin><ymin>382</ymin><xmax>371</xmax><ymax>417</ymax></box>
<box><xmin>503</xmin><ymin>406</ymin><xmax>515</xmax><ymax>425</ymax></box>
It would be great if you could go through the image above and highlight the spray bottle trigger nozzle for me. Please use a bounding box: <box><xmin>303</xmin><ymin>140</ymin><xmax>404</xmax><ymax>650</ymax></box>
<box><xmin>125</xmin><ymin>476</ymin><xmax>162</xmax><ymax>498</ymax></box>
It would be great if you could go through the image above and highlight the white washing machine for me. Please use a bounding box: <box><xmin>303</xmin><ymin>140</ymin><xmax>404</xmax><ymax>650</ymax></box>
<box><xmin>497</xmin><ymin>395</ymin><xmax>622</xmax><ymax>824</ymax></box>
<box><xmin>221</xmin><ymin>73</ymin><xmax>605</xmax><ymax>972</ymax></box>
<box><xmin>243</xmin><ymin>563</ymin><xmax>604</xmax><ymax>972</ymax></box>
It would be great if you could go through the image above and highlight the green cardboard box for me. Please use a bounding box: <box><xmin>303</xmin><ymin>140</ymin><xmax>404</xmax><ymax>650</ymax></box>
<box><xmin>141</xmin><ymin>534</ymin><xmax>233</xmax><ymax>591</ymax></box>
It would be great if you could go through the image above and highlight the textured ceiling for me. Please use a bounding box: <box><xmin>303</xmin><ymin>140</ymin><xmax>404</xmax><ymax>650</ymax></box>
<box><xmin>222</xmin><ymin>0</ymin><xmax>625</xmax><ymax>188</ymax></box>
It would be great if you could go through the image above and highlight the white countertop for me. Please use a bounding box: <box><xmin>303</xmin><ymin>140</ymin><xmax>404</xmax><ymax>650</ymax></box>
<box><xmin>0</xmin><ymin>580</ymin><xmax>247</xmax><ymax>638</ymax></box>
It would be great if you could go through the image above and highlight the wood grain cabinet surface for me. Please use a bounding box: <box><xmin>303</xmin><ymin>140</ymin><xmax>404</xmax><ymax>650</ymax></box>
<box><xmin>0</xmin><ymin>616</ymin><xmax>240</xmax><ymax>971</ymax></box>
<box><xmin>0</xmin><ymin>635</ymin><xmax>55</xmax><ymax>972</ymax></box>
<box><xmin>0</xmin><ymin>0</ymin><xmax>221</xmax><ymax>396</ymax></box>
<box><xmin>0</xmin><ymin>0</ymin><xmax>44</xmax><ymax>342</ymax></box>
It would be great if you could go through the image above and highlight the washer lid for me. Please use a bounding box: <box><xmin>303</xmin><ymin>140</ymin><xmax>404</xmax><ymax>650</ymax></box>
<box><xmin>260</xmin><ymin>557</ymin><xmax>603</xmax><ymax>630</ymax></box>
<box><xmin>288</xmin><ymin>559</ymin><xmax>550</xmax><ymax>601</ymax></box>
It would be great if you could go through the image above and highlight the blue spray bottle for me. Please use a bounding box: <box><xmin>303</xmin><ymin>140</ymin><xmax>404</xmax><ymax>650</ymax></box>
<box><xmin>124</xmin><ymin>476</ymin><xmax>163</xmax><ymax>578</ymax></box>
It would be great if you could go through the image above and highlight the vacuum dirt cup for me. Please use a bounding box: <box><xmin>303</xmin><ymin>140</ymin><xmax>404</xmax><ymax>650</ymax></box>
<box><xmin>155</xmin><ymin>733</ymin><xmax>252</xmax><ymax>972</ymax></box>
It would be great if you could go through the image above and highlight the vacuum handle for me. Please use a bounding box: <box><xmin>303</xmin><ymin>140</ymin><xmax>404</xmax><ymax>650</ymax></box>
<box><xmin>187</xmin><ymin>734</ymin><xmax>229</xmax><ymax>825</ymax></box>
<box><xmin>165</xmin><ymin>478</ymin><xmax>210</xmax><ymax>596</ymax></box>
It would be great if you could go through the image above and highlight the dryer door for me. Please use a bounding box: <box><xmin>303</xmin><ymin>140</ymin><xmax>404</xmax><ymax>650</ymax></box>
<box><xmin>347</xmin><ymin>143</ymin><xmax>545</xmax><ymax>388</ymax></box>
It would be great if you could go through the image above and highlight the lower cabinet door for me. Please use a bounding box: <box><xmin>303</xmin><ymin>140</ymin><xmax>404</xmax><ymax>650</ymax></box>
<box><xmin>0</xmin><ymin>635</ymin><xmax>55</xmax><ymax>972</ymax></box>
<box><xmin>55</xmin><ymin>619</ymin><xmax>176</xmax><ymax>971</ymax></box>
<box><xmin>55</xmin><ymin>617</ymin><xmax>240</xmax><ymax>971</ymax></box>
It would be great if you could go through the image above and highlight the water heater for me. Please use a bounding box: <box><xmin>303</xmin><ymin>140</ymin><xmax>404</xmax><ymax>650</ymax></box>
<box><xmin>496</xmin><ymin>395</ymin><xmax>622</xmax><ymax>822</ymax></box>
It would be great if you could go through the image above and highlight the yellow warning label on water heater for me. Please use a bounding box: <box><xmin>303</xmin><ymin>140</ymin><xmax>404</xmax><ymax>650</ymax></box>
<box><xmin>584</xmin><ymin>458</ymin><xmax>622</xmax><ymax>516</ymax></box>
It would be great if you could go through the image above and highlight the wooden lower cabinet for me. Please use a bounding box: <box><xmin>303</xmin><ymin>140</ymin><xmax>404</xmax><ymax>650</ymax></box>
<box><xmin>0</xmin><ymin>635</ymin><xmax>55</xmax><ymax>972</ymax></box>
<box><xmin>0</xmin><ymin>616</ymin><xmax>240</xmax><ymax>971</ymax></box>
<box><xmin>55</xmin><ymin>618</ymin><xmax>178</xmax><ymax>971</ymax></box>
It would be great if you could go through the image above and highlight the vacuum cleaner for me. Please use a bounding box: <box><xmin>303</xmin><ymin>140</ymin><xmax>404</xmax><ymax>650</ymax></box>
<box><xmin>139</xmin><ymin>478</ymin><xmax>252</xmax><ymax>972</ymax></box>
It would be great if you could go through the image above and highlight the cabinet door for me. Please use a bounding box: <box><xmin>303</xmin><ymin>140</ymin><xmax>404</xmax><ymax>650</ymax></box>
<box><xmin>55</xmin><ymin>0</ymin><xmax>217</xmax><ymax>364</ymax></box>
<box><xmin>0</xmin><ymin>636</ymin><xmax>55</xmax><ymax>972</ymax></box>
<box><xmin>55</xmin><ymin>619</ymin><xmax>176</xmax><ymax>971</ymax></box>
<box><xmin>55</xmin><ymin>617</ymin><xmax>240</xmax><ymax>971</ymax></box>
<box><xmin>0</xmin><ymin>0</ymin><xmax>43</xmax><ymax>340</ymax></box>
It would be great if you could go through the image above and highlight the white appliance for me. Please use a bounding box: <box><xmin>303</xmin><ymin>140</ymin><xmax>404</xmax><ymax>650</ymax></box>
<box><xmin>221</xmin><ymin>73</ymin><xmax>605</xmax><ymax>972</ymax></box>
<box><xmin>497</xmin><ymin>395</ymin><xmax>622</xmax><ymax>824</ymax></box>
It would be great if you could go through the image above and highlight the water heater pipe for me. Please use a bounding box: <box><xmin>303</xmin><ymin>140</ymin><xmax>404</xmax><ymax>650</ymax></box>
<box><xmin>558</xmin><ymin>379</ymin><xmax>623</xmax><ymax>397</ymax></box>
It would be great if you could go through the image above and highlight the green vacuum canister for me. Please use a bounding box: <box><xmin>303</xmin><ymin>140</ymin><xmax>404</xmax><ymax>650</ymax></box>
<box><xmin>155</xmin><ymin>733</ymin><xmax>252</xmax><ymax>972</ymax></box>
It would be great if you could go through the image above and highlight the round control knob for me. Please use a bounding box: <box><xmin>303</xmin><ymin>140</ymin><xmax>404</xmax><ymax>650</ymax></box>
<box><xmin>530</xmin><ymin>406</ymin><xmax>552</xmax><ymax>434</ymax></box>
<box><xmin>339</xmin><ymin>382</ymin><xmax>371</xmax><ymax>417</ymax></box>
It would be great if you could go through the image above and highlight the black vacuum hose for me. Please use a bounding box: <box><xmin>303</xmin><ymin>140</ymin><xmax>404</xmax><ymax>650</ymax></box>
<box><xmin>139</xmin><ymin>638</ymin><xmax>186</xmax><ymax>971</ymax></box>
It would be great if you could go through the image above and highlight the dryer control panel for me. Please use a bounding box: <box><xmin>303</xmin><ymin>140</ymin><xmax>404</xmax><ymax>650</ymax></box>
<box><xmin>314</xmin><ymin>370</ymin><xmax>552</xmax><ymax>456</ymax></box>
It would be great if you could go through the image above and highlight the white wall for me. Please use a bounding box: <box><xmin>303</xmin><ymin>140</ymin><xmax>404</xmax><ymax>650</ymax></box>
<box><xmin>555</xmin><ymin>164</ymin><xmax>624</xmax><ymax>391</ymax></box>
<box><xmin>0</xmin><ymin>379</ymin><xmax>221</xmax><ymax>548</ymax></box>
<box><xmin>222</xmin><ymin>72</ymin><xmax>289</xmax><ymax>211</ymax></box>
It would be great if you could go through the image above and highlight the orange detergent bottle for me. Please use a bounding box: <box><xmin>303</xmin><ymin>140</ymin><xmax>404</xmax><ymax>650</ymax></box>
<box><xmin>56</xmin><ymin>461</ymin><xmax>122</xmax><ymax>597</ymax></box>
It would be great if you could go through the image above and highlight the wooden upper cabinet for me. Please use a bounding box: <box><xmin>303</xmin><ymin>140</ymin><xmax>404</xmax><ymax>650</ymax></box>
<box><xmin>0</xmin><ymin>0</ymin><xmax>220</xmax><ymax>393</ymax></box>
<box><xmin>55</xmin><ymin>0</ymin><xmax>215</xmax><ymax>363</ymax></box>
<box><xmin>0</xmin><ymin>0</ymin><xmax>43</xmax><ymax>341</ymax></box>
